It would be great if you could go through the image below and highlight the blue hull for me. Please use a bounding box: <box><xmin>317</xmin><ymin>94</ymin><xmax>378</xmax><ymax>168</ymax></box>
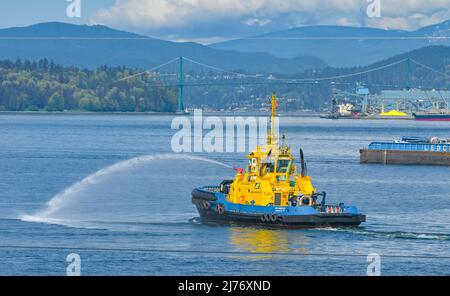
<box><xmin>192</xmin><ymin>187</ymin><xmax>365</xmax><ymax>228</ymax></box>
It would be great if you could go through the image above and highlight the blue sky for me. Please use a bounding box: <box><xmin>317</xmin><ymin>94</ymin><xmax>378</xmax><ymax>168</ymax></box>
<box><xmin>1</xmin><ymin>0</ymin><xmax>450</xmax><ymax>44</ymax></box>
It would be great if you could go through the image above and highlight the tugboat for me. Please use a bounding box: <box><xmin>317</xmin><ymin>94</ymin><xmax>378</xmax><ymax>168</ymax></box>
<box><xmin>192</xmin><ymin>93</ymin><xmax>366</xmax><ymax>228</ymax></box>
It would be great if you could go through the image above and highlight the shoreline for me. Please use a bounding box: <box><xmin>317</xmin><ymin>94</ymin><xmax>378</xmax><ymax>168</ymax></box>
<box><xmin>0</xmin><ymin>110</ymin><xmax>175</xmax><ymax>116</ymax></box>
<box><xmin>0</xmin><ymin>110</ymin><xmax>327</xmax><ymax>117</ymax></box>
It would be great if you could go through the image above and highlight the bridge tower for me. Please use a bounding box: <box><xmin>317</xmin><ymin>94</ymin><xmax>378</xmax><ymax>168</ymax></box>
<box><xmin>177</xmin><ymin>56</ymin><xmax>184</xmax><ymax>113</ymax></box>
<box><xmin>406</xmin><ymin>58</ymin><xmax>411</xmax><ymax>90</ymax></box>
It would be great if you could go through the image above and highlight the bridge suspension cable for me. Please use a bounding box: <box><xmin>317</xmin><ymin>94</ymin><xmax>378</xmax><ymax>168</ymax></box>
<box><xmin>111</xmin><ymin>56</ymin><xmax>447</xmax><ymax>90</ymax></box>
<box><xmin>291</xmin><ymin>58</ymin><xmax>408</xmax><ymax>82</ymax></box>
<box><xmin>183</xmin><ymin>56</ymin><xmax>409</xmax><ymax>83</ymax></box>
<box><xmin>115</xmin><ymin>57</ymin><xmax>179</xmax><ymax>82</ymax></box>
<box><xmin>113</xmin><ymin>55</ymin><xmax>411</xmax><ymax>86</ymax></box>
<box><xmin>182</xmin><ymin>56</ymin><xmax>260</xmax><ymax>78</ymax></box>
<box><xmin>410</xmin><ymin>58</ymin><xmax>450</xmax><ymax>79</ymax></box>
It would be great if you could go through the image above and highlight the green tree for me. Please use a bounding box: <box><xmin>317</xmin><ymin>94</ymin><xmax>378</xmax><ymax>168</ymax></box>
<box><xmin>47</xmin><ymin>92</ymin><xmax>65</xmax><ymax>111</ymax></box>
<box><xmin>75</xmin><ymin>90</ymin><xmax>101</xmax><ymax>111</ymax></box>
<box><xmin>118</xmin><ymin>91</ymin><xmax>136</xmax><ymax>112</ymax></box>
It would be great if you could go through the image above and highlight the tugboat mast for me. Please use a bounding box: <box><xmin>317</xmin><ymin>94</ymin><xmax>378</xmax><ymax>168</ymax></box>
<box><xmin>268</xmin><ymin>92</ymin><xmax>278</xmax><ymax>147</ymax></box>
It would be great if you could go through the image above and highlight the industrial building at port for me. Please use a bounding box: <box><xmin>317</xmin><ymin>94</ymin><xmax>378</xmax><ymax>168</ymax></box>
<box><xmin>331</xmin><ymin>88</ymin><xmax>450</xmax><ymax>119</ymax></box>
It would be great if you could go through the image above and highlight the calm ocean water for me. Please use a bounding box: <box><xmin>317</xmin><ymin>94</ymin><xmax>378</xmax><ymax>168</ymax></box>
<box><xmin>0</xmin><ymin>113</ymin><xmax>449</xmax><ymax>275</ymax></box>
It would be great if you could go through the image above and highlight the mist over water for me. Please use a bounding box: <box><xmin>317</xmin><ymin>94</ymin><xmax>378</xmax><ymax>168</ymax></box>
<box><xmin>21</xmin><ymin>154</ymin><xmax>232</xmax><ymax>229</ymax></box>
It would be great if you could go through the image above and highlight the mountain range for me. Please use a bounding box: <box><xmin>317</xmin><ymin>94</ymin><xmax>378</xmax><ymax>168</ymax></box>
<box><xmin>212</xmin><ymin>20</ymin><xmax>450</xmax><ymax>67</ymax></box>
<box><xmin>1</xmin><ymin>21</ymin><xmax>450</xmax><ymax>73</ymax></box>
<box><xmin>0</xmin><ymin>22</ymin><xmax>325</xmax><ymax>74</ymax></box>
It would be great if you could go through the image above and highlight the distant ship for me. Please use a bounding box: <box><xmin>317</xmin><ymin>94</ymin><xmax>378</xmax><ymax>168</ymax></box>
<box><xmin>413</xmin><ymin>112</ymin><xmax>450</xmax><ymax>121</ymax></box>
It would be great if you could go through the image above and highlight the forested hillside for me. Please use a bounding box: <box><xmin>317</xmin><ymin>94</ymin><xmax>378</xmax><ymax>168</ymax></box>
<box><xmin>0</xmin><ymin>59</ymin><xmax>177</xmax><ymax>112</ymax></box>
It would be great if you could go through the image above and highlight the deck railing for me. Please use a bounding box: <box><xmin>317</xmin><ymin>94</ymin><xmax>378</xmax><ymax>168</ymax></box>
<box><xmin>202</xmin><ymin>186</ymin><xmax>221</xmax><ymax>192</ymax></box>
<box><xmin>368</xmin><ymin>142</ymin><xmax>450</xmax><ymax>152</ymax></box>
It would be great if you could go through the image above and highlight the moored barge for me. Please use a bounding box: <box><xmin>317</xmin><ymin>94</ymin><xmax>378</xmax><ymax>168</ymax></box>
<box><xmin>360</xmin><ymin>136</ymin><xmax>450</xmax><ymax>166</ymax></box>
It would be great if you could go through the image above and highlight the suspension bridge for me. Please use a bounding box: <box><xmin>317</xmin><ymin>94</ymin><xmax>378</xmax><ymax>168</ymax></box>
<box><xmin>116</xmin><ymin>56</ymin><xmax>450</xmax><ymax>116</ymax></box>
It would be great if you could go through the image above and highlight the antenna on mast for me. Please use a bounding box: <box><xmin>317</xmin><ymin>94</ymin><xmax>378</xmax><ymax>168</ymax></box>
<box><xmin>267</xmin><ymin>92</ymin><xmax>278</xmax><ymax>146</ymax></box>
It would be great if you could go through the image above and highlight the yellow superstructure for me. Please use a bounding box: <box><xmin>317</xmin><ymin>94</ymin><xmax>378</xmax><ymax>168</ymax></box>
<box><xmin>227</xmin><ymin>93</ymin><xmax>316</xmax><ymax>207</ymax></box>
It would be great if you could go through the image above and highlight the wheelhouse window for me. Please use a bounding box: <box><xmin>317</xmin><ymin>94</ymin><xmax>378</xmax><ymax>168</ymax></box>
<box><xmin>276</xmin><ymin>159</ymin><xmax>291</xmax><ymax>173</ymax></box>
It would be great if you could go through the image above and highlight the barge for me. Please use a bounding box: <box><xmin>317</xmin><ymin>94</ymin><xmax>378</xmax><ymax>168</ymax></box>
<box><xmin>360</xmin><ymin>136</ymin><xmax>450</xmax><ymax>166</ymax></box>
<box><xmin>413</xmin><ymin>112</ymin><xmax>450</xmax><ymax>121</ymax></box>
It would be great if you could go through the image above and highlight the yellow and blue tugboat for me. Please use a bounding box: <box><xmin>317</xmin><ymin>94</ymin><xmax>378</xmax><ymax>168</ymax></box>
<box><xmin>192</xmin><ymin>93</ymin><xmax>365</xmax><ymax>228</ymax></box>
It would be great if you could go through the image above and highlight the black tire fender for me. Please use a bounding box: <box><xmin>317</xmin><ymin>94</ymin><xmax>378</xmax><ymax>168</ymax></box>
<box><xmin>216</xmin><ymin>204</ymin><xmax>225</xmax><ymax>215</ymax></box>
<box><xmin>202</xmin><ymin>201</ymin><xmax>211</xmax><ymax>210</ymax></box>
<box><xmin>270</xmin><ymin>214</ymin><xmax>278</xmax><ymax>222</ymax></box>
<box><xmin>192</xmin><ymin>189</ymin><xmax>217</xmax><ymax>202</ymax></box>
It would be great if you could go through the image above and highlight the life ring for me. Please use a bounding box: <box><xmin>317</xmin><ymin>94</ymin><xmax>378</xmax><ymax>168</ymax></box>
<box><xmin>216</xmin><ymin>204</ymin><xmax>225</xmax><ymax>215</ymax></box>
<box><xmin>260</xmin><ymin>215</ymin><xmax>266</xmax><ymax>222</ymax></box>
<box><xmin>299</xmin><ymin>195</ymin><xmax>313</xmax><ymax>206</ymax></box>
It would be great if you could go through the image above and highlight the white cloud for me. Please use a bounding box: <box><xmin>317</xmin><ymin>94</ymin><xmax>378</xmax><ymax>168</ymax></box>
<box><xmin>245</xmin><ymin>18</ymin><xmax>272</xmax><ymax>26</ymax></box>
<box><xmin>336</xmin><ymin>17</ymin><xmax>358</xmax><ymax>27</ymax></box>
<box><xmin>367</xmin><ymin>1</ymin><xmax>450</xmax><ymax>30</ymax></box>
<box><xmin>92</xmin><ymin>0</ymin><xmax>364</xmax><ymax>29</ymax></box>
<box><xmin>91</xmin><ymin>0</ymin><xmax>450</xmax><ymax>34</ymax></box>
